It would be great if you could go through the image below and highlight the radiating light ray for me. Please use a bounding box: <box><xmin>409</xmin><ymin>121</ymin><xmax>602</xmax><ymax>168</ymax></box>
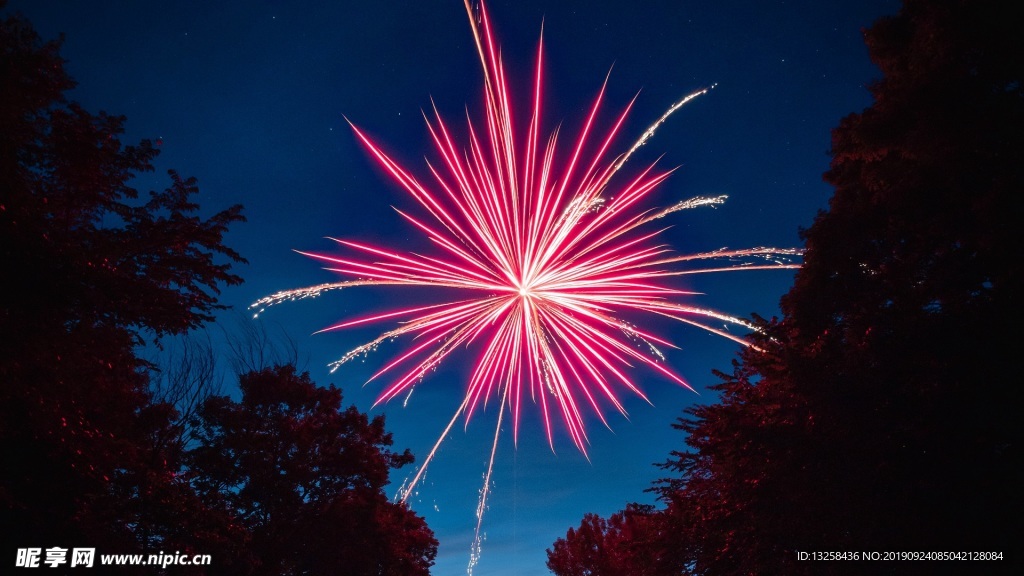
<box><xmin>254</xmin><ymin>1</ymin><xmax>802</xmax><ymax>572</ymax></box>
<box><xmin>468</xmin><ymin>382</ymin><xmax>507</xmax><ymax>575</ymax></box>
<box><xmin>612</xmin><ymin>83</ymin><xmax>718</xmax><ymax>173</ymax></box>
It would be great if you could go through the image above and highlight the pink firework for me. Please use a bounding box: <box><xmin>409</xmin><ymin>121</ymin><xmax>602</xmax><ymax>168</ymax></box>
<box><xmin>255</xmin><ymin>1</ymin><xmax>799</xmax><ymax>551</ymax></box>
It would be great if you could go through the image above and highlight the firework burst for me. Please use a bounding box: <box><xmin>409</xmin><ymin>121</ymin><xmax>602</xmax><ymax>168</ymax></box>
<box><xmin>254</xmin><ymin>1</ymin><xmax>799</xmax><ymax>570</ymax></box>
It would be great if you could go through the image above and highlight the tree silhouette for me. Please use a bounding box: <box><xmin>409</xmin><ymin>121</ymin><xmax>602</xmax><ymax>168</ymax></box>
<box><xmin>1</xmin><ymin>8</ymin><xmax>439</xmax><ymax>572</ymax></box>
<box><xmin>547</xmin><ymin>504</ymin><xmax>663</xmax><ymax>576</ymax></box>
<box><xmin>187</xmin><ymin>365</ymin><xmax>437</xmax><ymax>576</ymax></box>
<box><xmin>654</xmin><ymin>0</ymin><xmax>1021</xmax><ymax>573</ymax></box>
<box><xmin>1</xmin><ymin>4</ymin><xmax>245</xmax><ymax>558</ymax></box>
<box><xmin>553</xmin><ymin>0</ymin><xmax>1021</xmax><ymax>573</ymax></box>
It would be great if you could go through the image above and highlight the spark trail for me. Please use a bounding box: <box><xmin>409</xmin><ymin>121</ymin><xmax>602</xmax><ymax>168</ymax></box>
<box><xmin>254</xmin><ymin>1</ymin><xmax>801</xmax><ymax>571</ymax></box>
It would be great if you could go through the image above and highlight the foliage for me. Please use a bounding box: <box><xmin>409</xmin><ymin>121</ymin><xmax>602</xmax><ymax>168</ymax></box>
<box><xmin>547</xmin><ymin>504</ymin><xmax>663</xmax><ymax>576</ymax></box>
<box><xmin>660</xmin><ymin>0</ymin><xmax>1021</xmax><ymax>572</ymax></box>
<box><xmin>1</xmin><ymin>5</ymin><xmax>245</xmax><ymax>557</ymax></box>
<box><xmin>552</xmin><ymin>0</ymin><xmax>1021</xmax><ymax>573</ymax></box>
<box><xmin>1</xmin><ymin>8</ymin><xmax>437</xmax><ymax>574</ymax></box>
<box><xmin>187</xmin><ymin>365</ymin><xmax>437</xmax><ymax>576</ymax></box>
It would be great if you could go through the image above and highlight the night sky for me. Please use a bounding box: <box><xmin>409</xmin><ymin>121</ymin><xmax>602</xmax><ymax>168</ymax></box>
<box><xmin>10</xmin><ymin>1</ymin><xmax>898</xmax><ymax>573</ymax></box>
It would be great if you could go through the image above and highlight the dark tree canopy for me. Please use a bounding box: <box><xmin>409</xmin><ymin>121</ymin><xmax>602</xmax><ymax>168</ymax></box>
<box><xmin>552</xmin><ymin>0</ymin><xmax>1021</xmax><ymax>574</ymax></box>
<box><xmin>187</xmin><ymin>365</ymin><xmax>437</xmax><ymax>576</ymax></box>
<box><xmin>547</xmin><ymin>504</ymin><xmax>663</xmax><ymax>576</ymax></box>
<box><xmin>659</xmin><ymin>0</ymin><xmax>1021</xmax><ymax>572</ymax></box>
<box><xmin>2</xmin><ymin>8</ymin><xmax>437</xmax><ymax>574</ymax></box>
<box><xmin>0</xmin><ymin>22</ymin><xmax>245</xmax><ymax>343</ymax></box>
<box><xmin>1</xmin><ymin>4</ymin><xmax>245</xmax><ymax>558</ymax></box>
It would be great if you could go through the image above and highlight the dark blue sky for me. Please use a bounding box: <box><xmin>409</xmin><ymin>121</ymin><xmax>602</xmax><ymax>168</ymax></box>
<box><xmin>10</xmin><ymin>1</ymin><xmax>897</xmax><ymax>573</ymax></box>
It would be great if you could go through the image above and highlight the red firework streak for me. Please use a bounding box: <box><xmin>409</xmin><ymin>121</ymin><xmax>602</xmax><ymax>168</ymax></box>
<box><xmin>254</xmin><ymin>0</ymin><xmax>799</xmax><ymax>568</ymax></box>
